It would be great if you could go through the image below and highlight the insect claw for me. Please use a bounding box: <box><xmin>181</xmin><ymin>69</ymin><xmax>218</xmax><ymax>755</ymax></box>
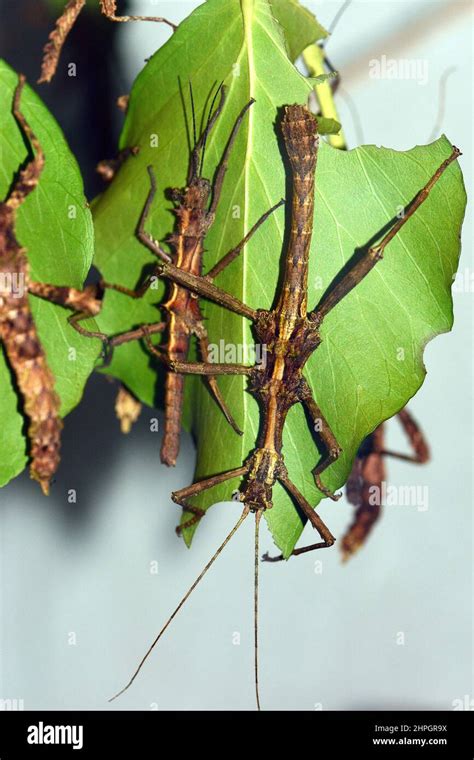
<box><xmin>316</xmin><ymin>479</ymin><xmax>342</xmax><ymax>501</ymax></box>
<box><xmin>261</xmin><ymin>551</ymin><xmax>283</xmax><ymax>563</ymax></box>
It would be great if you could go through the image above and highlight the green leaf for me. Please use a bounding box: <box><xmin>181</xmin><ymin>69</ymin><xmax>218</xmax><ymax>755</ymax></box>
<box><xmin>0</xmin><ymin>60</ymin><xmax>99</xmax><ymax>487</ymax></box>
<box><xmin>316</xmin><ymin>116</ymin><xmax>341</xmax><ymax>135</ymax></box>
<box><xmin>270</xmin><ymin>0</ymin><xmax>327</xmax><ymax>60</ymax></box>
<box><xmin>91</xmin><ymin>0</ymin><xmax>465</xmax><ymax>556</ymax></box>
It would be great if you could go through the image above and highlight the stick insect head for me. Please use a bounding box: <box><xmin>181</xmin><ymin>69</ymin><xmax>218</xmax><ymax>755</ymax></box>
<box><xmin>170</xmin><ymin>177</ymin><xmax>212</xmax><ymax>212</ymax></box>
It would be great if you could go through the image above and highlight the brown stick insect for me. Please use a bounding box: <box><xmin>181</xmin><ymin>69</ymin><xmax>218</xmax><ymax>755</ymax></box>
<box><xmin>107</xmin><ymin>102</ymin><xmax>459</xmax><ymax>708</ymax></box>
<box><xmin>339</xmin><ymin>408</ymin><xmax>430</xmax><ymax>560</ymax></box>
<box><xmin>0</xmin><ymin>75</ymin><xmax>102</xmax><ymax>493</ymax></box>
<box><xmin>74</xmin><ymin>85</ymin><xmax>283</xmax><ymax>465</ymax></box>
<box><xmin>38</xmin><ymin>0</ymin><xmax>176</xmax><ymax>84</ymax></box>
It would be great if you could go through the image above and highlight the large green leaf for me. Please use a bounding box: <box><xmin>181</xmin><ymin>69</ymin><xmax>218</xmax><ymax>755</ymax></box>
<box><xmin>92</xmin><ymin>0</ymin><xmax>465</xmax><ymax>556</ymax></box>
<box><xmin>271</xmin><ymin>0</ymin><xmax>327</xmax><ymax>60</ymax></box>
<box><xmin>0</xmin><ymin>60</ymin><xmax>100</xmax><ymax>487</ymax></box>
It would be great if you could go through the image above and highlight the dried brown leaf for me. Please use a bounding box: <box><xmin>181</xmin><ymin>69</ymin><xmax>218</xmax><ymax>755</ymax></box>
<box><xmin>38</xmin><ymin>0</ymin><xmax>86</xmax><ymax>84</ymax></box>
<box><xmin>115</xmin><ymin>385</ymin><xmax>142</xmax><ymax>434</ymax></box>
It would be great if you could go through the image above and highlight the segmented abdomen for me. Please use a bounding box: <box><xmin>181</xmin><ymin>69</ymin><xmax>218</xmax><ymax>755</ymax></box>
<box><xmin>160</xmin><ymin>315</ymin><xmax>189</xmax><ymax>467</ymax></box>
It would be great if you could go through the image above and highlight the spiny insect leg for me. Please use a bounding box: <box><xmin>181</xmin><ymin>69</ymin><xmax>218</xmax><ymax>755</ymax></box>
<box><xmin>206</xmin><ymin>199</ymin><xmax>285</xmax><ymax>280</ymax></box>
<box><xmin>136</xmin><ymin>166</ymin><xmax>172</xmax><ymax>263</ymax></box>
<box><xmin>100</xmin><ymin>270</ymin><xmax>159</xmax><ymax>300</ymax></box>
<box><xmin>301</xmin><ymin>382</ymin><xmax>342</xmax><ymax>500</ymax></box>
<box><xmin>100</xmin><ymin>1</ymin><xmax>176</xmax><ymax>30</ymax></box>
<box><xmin>166</xmin><ymin>358</ymin><xmax>252</xmax><ymax>376</ymax></box>
<box><xmin>208</xmin><ymin>98</ymin><xmax>255</xmax><ymax>215</ymax></box>
<box><xmin>380</xmin><ymin>408</ymin><xmax>430</xmax><ymax>464</ymax></box>
<box><xmin>172</xmin><ymin>465</ymin><xmax>249</xmax><ymax>534</ymax></box>
<box><xmin>67</xmin><ymin>311</ymin><xmax>110</xmax><ymax>343</ymax></box>
<box><xmin>110</xmin><ymin>321</ymin><xmax>166</xmax><ymax>348</ymax></box>
<box><xmin>98</xmin><ymin>321</ymin><xmax>167</xmax><ymax>368</ymax></box>
<box><xmin>195</xmin><ymin>327</ymin><xmax>243</xmax><ymax>436</ymax></box>
<box><xmin>263</xmin><ymin>474</ymin><xmax>336</xmax><ymax>562</ymax></box>
<box><xmin>311</xmin><ymin>145</ymin><xmax>461</xmax><ymax>323</ymax></box>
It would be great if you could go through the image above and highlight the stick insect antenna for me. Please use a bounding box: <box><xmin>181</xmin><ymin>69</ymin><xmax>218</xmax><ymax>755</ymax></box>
<box><xmin>189</xmin><ymin>81</ymin><xmax>197</xmax><ymax>152</ymax></box>
<box><xmin>200</xmin><ymin>81</ymin><xmax>224</xmax><ymax>178</ymax></box>
<box><xmin>109</xmin><ymin>506</ymin><xmax>250</xmax><ymax>702</ymax></box>
<box><xmin>187</xmin><ymin>82</ymin><xmax>224</xmax><ymax>184</ymax></box>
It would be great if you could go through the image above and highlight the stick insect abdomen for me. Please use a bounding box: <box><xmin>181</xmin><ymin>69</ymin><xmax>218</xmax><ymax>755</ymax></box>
<box><xmin>160</xmin><ymin>313</ymin><xmax>189</xmax><ymax>466</ymax></box>
<box><xmin>160</xmin><ymin>182</ymin><xmax>212</xmax><ymax>465</ymax></box>
<box><xmin>276</xmin><ymin>105</ymin><xmax>318</xmax><ymax>326</ymax></box>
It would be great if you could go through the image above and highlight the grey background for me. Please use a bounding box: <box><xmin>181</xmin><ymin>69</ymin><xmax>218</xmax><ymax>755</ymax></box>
<box><xmin>0</xmin><ymin>0</ymin><xmax>472</xmax><ymax>711</ymax></box>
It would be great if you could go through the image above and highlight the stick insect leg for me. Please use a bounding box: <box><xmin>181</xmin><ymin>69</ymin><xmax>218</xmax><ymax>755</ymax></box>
<box><xmin>100</xmin><ymin>271</ymin><xmax>159</xmax><ymax>300</ymax></box>
<box><xmin>101</xmin><ymin>2</ymin><xmax>176</xmax><ymax>31</ymax></box>
<box><xmin>158</xmin><ymin>349</ymin><xmax>253</xmax><ymax>377</ymax></box>
<box><xmin>96</xmin><ymin>321</ymin><xmax>166</xmax><ymax>368</ymax></box>
<box><xmin>100</xmin><ymin>165</ymin><xmax>171</xmax><ymax>297</ymax></box>
<box><xmin>379</xmin><ymin>408</ymin><xmax>430</xmax><ymax>464</ymax></box>
<box><xmin>109</xmin><ymin>321</ymin><xmax>166</xmax><ymax>348</ymax></box>
<box><xmin>136</xmin><ymin>166</ymin><xmax>172</xmax><ymax>263</ymax></box>
<box><xmin>97</xmin><ymin>163</ymin><xmax>170</xmax><ymax>300</ymax></box>
<box><xmin>208</xmin><ymin>98</ymin><xmax>255</xmax><ymax>215</ymax></box>
<box><xmin>195</xmin><ymin>326</ymin><xmax>243</xmax><ymax>436</ymax></box>
<box><xmin>301</xmin><ymin>382</ymin><xmax>342</xmax><ymax>501</ymax></box>
<box><xmin>142</xmin><ymin>328</ymin><xmax>252</xmax><ymax>378</ymax></box>
<box><xmin>263</xmin><ymin>474</ymin><xmax>336</xmax><ymax>562</ymax></box>
<box><xmin>67</xmin><ymin>311</ymin><xmax>110</xmax><ymax>343</ymax></box>
<box><xmin>311</xmin><ymin>145</ymin><xmax>461</xmax><ymax>323</ymax></box>
<box><xmin>206</xmin><ymin>199</ymin><xmax>285</xmax><ymax>280</ymax></box>
<box><xmin>172</xmin><ymin>465</ymin><xmax>249</xmax><ymax>534</ymax></box>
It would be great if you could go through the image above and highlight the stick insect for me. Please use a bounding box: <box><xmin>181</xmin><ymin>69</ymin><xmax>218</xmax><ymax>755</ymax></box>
<box><xmin>74</xmin><ymin>86</ymin><xmax>283</xmax><ymax>465</ymax></box>
<box><xmin>265</xmin><ymin>408</ymin><xmax>430</xmax><ymax>562</ymax></box>
<box><xmin>340</xmin><ymin>408</ymin><xmax>430</xmax><ymax>560</ymax></box>
<box><xmin>108</xmin><ymin>103</ymin><xmax>459</xmax><ymax>708</ymax></box>
<box><xmin>39</xmin><ymin>0</ymin><xmax>176</xmax><ymax>84</ymax></box>
<box><xmin>0</xmin><ymin>75</ymin><xmax>102</xmax><ymax>493</ymax></box>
